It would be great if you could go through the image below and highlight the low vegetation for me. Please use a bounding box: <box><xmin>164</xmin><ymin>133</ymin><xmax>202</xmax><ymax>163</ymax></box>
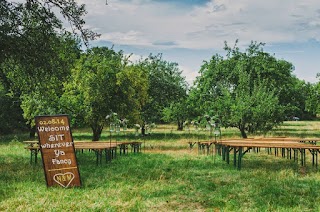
<box><xmin>0</xmin><ymin>121</ymin><xmax>320</xmax><ymax>211</ymax></box>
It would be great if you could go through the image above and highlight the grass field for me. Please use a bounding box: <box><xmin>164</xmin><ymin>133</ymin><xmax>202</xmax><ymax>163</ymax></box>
<box><xmin>0</xmin><ymin>121</ymin><xmax>320</xmax><ymax>211</ymax></box>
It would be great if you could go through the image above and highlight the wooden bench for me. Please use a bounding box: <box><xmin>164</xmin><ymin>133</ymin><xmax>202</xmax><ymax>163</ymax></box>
<box><xmin>74</xmin><ymin>142</ymin><xmax>118</xmax><ymax>164</ymax></box>
<box><xmin>24</xmin><ymin>140</ymin><xmax>143</xmax><ymax>164</ymax></box>
<box><xmin>23</xmin><ymin>141</ymin><xmax>40</xmax><ymax>164</ymax></box>
<box><xmin>24</xmin><ymin>146</ymin><xmax>40</xmax><ymax>164</ymax></box>
<box><xmin>214</xmin><ymin>138</ymin><xmax>320</xmax><ymax>170</ymax></box>
<box><xmin>187</xmin><ymin>141</ymin><xmax>214</xmax><ymax>155</ymax></box>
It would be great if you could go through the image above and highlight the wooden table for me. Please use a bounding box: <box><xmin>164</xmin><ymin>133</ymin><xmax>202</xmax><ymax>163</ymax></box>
<box><xmin>187</xmin><ymin>141</ymin><xmax>215</xmax><ymax>155</ymax></box>
<box><xmin>23</xmin><ymin>141</ymin><xmax>40</xmax><ymax>163</ymax></box>
<box><xmin>214</xmin><ymin>138</ymin><xmax>320</xmax><ymax>170</ymax></box>
<box><xmin>24</xmin><ymin>140</ymin><xmax>143</xmax><ymax>164</ymax></box>
<box><xmin>74</xmin><ymin>142</ymin><xmax>118</xmax><ymax>164</ymax></box>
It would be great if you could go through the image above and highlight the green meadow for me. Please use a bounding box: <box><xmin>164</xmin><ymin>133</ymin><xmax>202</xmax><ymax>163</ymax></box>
<box><xmin>1</xmin><ymin>121</ymin><xmax>320</xmax><ymax>211</ymax></box>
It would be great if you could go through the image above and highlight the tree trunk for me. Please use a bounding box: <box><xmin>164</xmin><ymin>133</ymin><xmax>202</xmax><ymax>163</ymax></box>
<box><xmin>141</xmin><ymin>125</ymin><xmax>145</xmax><ymax>136</ymax></box>
<box><xmin>239</xmin><ymin>126</ymin><xmax>247</xmax><ymax>138</ymax></box>
<box><xmin>29</xmin><ymin>125</ymin><xmax>36</xmax><ymax>139</ymax></box>
<box><xmin>177</xmin><ymin>120</ymin><xmax>183</xmax><ymax>131</ymax></box>
<box><xmin>91</xmin><ymin>125</ymin><xmax>103</xmax><ymax>141</ymax></box>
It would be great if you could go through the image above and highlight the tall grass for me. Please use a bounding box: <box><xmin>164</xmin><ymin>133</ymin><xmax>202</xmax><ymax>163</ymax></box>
<box><xmin>0</xmin><ymin>121</ymin><xmax>320</xmax><ymax>211</ymax></box>
<box><xmin>267</xmin><ymin>121</ymin><xmax>320</xmax><ymax>138</ymax></box>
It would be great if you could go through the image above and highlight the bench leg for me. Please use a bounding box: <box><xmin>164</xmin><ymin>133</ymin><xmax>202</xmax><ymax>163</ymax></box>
<box><xmin>233</xmin><ymin>148</ymin><xmax>237</xmax><ymax>168</ymax></box>
<box><xmin>238</xmin><ymin>147</ymin><xmax>243</xmax><ymax>170</ymax></box>
<box><xmin>30</xmin><ymin>149</ymin><xmax>38</xmax><ymax>164</ymax></box>
<box><xmin>95</xmin><ymin>150</ymin><xmax>102</xmax><ymax>165</ymax></box>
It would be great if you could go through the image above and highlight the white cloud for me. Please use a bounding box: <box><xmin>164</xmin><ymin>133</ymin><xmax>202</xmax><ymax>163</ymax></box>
<box><xmin>78</xmin><ymin>0</ymin><xmax>320</xmax><ymax>83</ymax></box>
<box><xmin>99</xmin><ymin>30</ymin><xmax>150</xmax><ymax>45</ymax></box>
<box><xmin>80</xmin><ymin>0</ymin><xmax>320</xmax><ymax>50</ymax></box>
<box><xmin>124</xmin><ymin>53</ymin><xmax>146</xmax><ymax>63</ymax></box>
<box><xmin>178</xmin><ymin>64</ymin><xmax>198</xmax><ymax>85</ymax></box>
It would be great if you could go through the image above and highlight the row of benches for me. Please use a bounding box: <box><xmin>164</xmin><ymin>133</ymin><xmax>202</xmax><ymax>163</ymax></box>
<box><xmin>189</xmin><ymin>137</ymin><xmax>320</xmax><ymax>170</ymax></box>
<box><xmin>24</xmin><ymin>141</ymin><xmax>143</xmax><ymax>165</ymax></box>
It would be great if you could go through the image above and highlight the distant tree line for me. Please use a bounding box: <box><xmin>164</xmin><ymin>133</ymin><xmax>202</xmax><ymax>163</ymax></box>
<box><xmin>1</xmin><ymin>1</ymin><xmax>319</xmax><ymax>139</ymax></box>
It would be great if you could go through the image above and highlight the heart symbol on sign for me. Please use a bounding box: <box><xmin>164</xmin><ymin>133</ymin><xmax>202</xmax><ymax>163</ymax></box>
<box><xmin>53</xmin><ymin>172</ymin><xmax>75</xmax><ymax>188</ymax></box>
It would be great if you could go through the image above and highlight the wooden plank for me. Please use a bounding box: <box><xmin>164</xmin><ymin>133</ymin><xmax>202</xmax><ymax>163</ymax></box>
<box><xmin>217</xmin><ymin>142</ymin><xmax>320</xmax><ymax>149</ymax></box>
<box><xmin>36</xmin><ymin>115</ymin><xmax>81</xmax><ymax>188</ymax></box>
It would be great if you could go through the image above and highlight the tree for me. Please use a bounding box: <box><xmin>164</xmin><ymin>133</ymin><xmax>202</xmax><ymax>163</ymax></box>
<box><xmin>61</xmin><ymin>47</ymin><xmax>148</xmax><ymax>141</ymax></box>
<box><xmin>0</xmin><ymin>82</ymin><xmax>25</xmax><ymax>135</ymax></box>
<box><xmin>305</xmin><ymin>75</ymin><xmax>320</xmax><ymax>117</ymax></box>
<box><xmin>303</xmin><ymin>83</ymin><xmax>318</xmax><ymax>119</ymax></box>
<box><xmin>1</xmin><ymin>0</ymin><xmax>95</xmax><ymax>135</ymax></box>
<box><xmin>1</xmin><ymin>0</ymin><xmax>97</xmax><ymax>79</ymax></box>
<box><xmin>316</xmin><ymin>74</ymin><xmax>320</xmax><ymax>115</ymax></box>
<box><xmin>162</xmin><ymin>98</ymin><xmax>189</xmax><ymax>130</ymax></box>
<box><xmin>228</xmin><ymin>76</ymin><xmax>284</xmax><ymax>138</ymax></box>
<box><xmin>1</xmin><ymin>32</ymin><xmax>81</xmax><ymax>137</ymax></box>
<box><xmin>192</xmin><ymin>41</ymin><xmax>294</xmax><ymax>138</ymax></box>
<box><xmin>137</xmin><ymin>54</ymin><xmax>188</xmax><ymax>133</ymax></box>
<box><xmin>20</xmin><ymin>89</ymin><xmax>62</xmax><ymax>137</ymax></box>
<box><xmin>289</xmin><ymin>79</ymin><xmax>319</xmax><ymax>120</ymax></box>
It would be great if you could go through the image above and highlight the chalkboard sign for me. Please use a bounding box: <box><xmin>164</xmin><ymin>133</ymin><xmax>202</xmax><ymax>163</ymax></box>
<box><xmin>35</xmin><ymin>115</ymin><xmax>81</xmax><ymax>188</ymax></box>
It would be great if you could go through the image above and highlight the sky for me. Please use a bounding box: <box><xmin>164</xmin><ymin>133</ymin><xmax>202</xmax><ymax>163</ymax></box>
<box><xmin>77</xmin><ymin>0</ymin><xmax>320</xmax><ymax>84</ymax></box>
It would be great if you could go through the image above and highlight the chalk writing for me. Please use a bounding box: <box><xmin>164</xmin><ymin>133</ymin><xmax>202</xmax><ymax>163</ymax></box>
<box><xmin>54</xmin><ymin>150</ymin><xmax>65</xmax><ymax>157</ymax></box>
<box><xmin>37</xmin><ymin>125</ymin><xmax>69</xmax><ymax>132</ymax></box>
<box><xmin>39</xmin><ymin>118</ymin><xmax>65</xmax><ymax>126</ymax></box>
<box><xmin>41</xmin><ymin>142</ymin><xmax>73</xmax><ymax>149</ymax></box>
<box><xmin>36</xmin><ymin>115</ymin><xmax>81</xmax><ymax>187</ymax></box>
<box><xmin>53</xmin><ymin>172</ymin><xmax>75</xmax><ymax>188</ymax></box>
<box><xmin>52</xmin><ymin>158</ymin><xmax>72</xmax><ymax>165</ymax></box>
<box><xmin>48</xmin><ymin>134</ymin><xmax>65</xmax><ymax>142</ymax></box>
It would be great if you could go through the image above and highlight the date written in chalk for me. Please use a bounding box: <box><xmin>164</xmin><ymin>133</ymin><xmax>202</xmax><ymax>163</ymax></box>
<box><xmin>38</xmin><ymin>118</ymin><xmax>65</xmax><ymax>126</ymax></box>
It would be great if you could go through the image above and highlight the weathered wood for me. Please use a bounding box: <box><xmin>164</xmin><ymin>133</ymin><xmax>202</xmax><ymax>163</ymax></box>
<box><xmin>35</xmin><ymin>115</ymin><xmax>81</xmax><ymax>188</ymax></box>
<box><xmin>213</xmin><ymin>137</ymin><xmax>320</xmax><ymax>170</ymax></box>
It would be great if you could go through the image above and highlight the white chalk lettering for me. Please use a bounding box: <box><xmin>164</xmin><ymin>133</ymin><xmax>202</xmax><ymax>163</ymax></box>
<box><xmin>37</xmin><ymin>126</ymin><xmax>69</xmax><ymax>132</ymax></box>
<box><xmin>48</xmin><ymin>134</ymin><xmax>65</xmax><ymax>142</ymax></box>
<box><xmin>66</xmin><ymin>142</ymin><xmax>72</xmax><ymax>147</ymax></box>
<box><xmin>52</xmin><ymin>158</ymin><xmax>72</xmax><ymax>165</ymax></box>
<box><xmin>54</xmin><ymin>150</ymin><xmax>65</xmax><ymax>157</ymax></box>
<box><xmin>41</xmin><ymin>142</ymin><xmax>73</xmax><ymax>149</ymax></box>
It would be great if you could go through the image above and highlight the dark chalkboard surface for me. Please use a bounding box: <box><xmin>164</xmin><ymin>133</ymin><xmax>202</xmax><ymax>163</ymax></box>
<box><xmin>35</xmin><ymin>115</ymin><xmax>81</xmax><ymax>188</ymax></box>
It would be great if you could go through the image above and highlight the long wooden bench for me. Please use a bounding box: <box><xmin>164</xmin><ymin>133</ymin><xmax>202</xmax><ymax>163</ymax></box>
<box><xmin>75</xmin><ymin>141</ymin><xmax>143</xmax><ymax>155</ymax></box>
<box><xmin>24</xmin><ymin>145</ymin><xmax>40</xmax><ymax>164</ymax></box>
<box><xmin>214</xmin><ymin>138</ymin><xmax>320</xmax><ymax>170</ymax></box>
<box><xmin>74</xmin><ymin>142</ymin><xmax>118</xmax><ymax>164</ymax></box>
<box><xmin>187</xmin><ymin>141</ymin><xmax>216</xmax><ymax>155</ymax></box>
<box><xmin>24</xmin><ymin>140</ymin><xmax>143</xmax><ymax>164</ymax></box>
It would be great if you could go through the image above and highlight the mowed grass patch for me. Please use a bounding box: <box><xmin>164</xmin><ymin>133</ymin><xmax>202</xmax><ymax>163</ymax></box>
<box><xmin>1</xmin><ymin>145</ymin><xmax>320</xmax><ymax>211</ymax></box>
<box><xmin>268</xmin><ymin>121</ymin><xmax>320</xmax><ymax>138</ymax></box>
<box><xmin>1</xmin><ymin>121</ymin><xmax>320</xmax><ymax>211</ymax></box>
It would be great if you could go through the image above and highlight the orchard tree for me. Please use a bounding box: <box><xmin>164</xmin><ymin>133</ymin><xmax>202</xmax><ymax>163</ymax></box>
<box><xmin>162</xmin><ymin>98</ymin><xmax>189</xmax><ymax>130</ymax></box>
<box><xmin>137</xmin><ymin>54</ymin><xmax>188</xmax><ymax>133</ymax></box>
<box><xmin>1</xmin><ymin>0</ymin><xmax>97</xmax><ymax>81</ymax></box>
<box><xmin>290</xmin><ymin>79</ymin><xmax>319</xmax><ymax>119</ymax></box>
<box><xmin>1</xmin><ymin>32</ymin><xmax>81</xmax><ymax>137</ymax></box>
<box><xmin>116</xmin><ymin>64</ymin><xmax>149</xmax><ymax>124</ymax></box>
<box><xmin>61</xmin><ymin>47</ymin><xmax>148</xmax><ymax>141</ymax></box>
<box><xmin>317</xmin><ymin>74</ymin><xmax>320</xmax><ymax>115</ymax></box>
<box><xmin>0</xmin><ymin>82</ymin><xmax>25</xmax><ymax>135</ymax></box>
<box><xmin>1</xmin><ymin>0</ymin><xmax>96</xmax><ymax>134</ymax></box>
<box><xmin>20</xmin><ymin>89</ymin><xmax>62</xmax><ymax>137</ymax></box>
<box><xmin>304</xmin><ymin>82</ymin><xmax>319</xmax><ymax>118</ymax></box>
<box><xmin>192</xmin><ymin>41</ymin><xmax>295</xmax><ymax>138</ymax></box>
<box><xmin>306</xmin><ymin>74</ymin><xmax>320</xmax><ymax>116</ymax></box>
<box><xmin>228</xmin><ymin>73</ymin><xmax>284</xmax><ymax>138</ymax></box>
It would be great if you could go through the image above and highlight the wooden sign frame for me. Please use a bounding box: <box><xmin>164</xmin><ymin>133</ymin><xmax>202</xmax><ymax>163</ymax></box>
<box><xmin>35</xmin><ymin>114</ymin><xmax>81</xmax><ymax>188</ymax></box>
